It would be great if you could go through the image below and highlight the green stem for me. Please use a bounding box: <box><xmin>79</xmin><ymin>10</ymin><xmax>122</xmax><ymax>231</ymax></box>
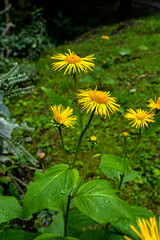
<box><xmin>118</xmin><ymin>137</ymin><xmax>127</xmax><ymax>191</ymax></box>
<box><xmin>73</xmin><ymin>73</ymin><xmax>83</xmax><ymax>132</ymax></box>
<box><xmin>118</xmin><ymin>173</ymin><xmax>125</xmax><ymax>190</ymax></box>
<box><xmin>64</xmin><ymin>195</ymin><xmax>71</xmax><ymax>237</ymax></box>
<box><xmin>72</xmin><ymin>110</ymin><xmax>95</xmax><ymax>168</ymax></box>
<box><xmin>71</xmin><ymin>145</ymin><xmax>94</xmax><ymax>198</ymax></box>
<box><xmin>73</xmin><ymin>73</ymin><xmax>78</xmax><ymax>91</ymax></box>
<box><xmin>130</xmin><ymin>127</ymin><xmax>142</xmax><ymax>162</ymax></box>
<box><xmin>82</xmin><ymin>145</ymin><xmax>93</xmax><ymax>181</ymax></box>
<box><xmin>58</xmin><ymin>127</ymin><xmax>70</xmax><ymax>167</ymax></box>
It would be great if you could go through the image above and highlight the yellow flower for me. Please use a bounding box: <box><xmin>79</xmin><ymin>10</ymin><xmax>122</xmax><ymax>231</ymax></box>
<box><xmin>147</xmin><ymin>97</ymin><xmax>160</xmax><ymax>111</ymax></box>
<box><xmin>101</xmin><ymin>35</ymin><xmax>109</xmax><ymax>40</ymax></box>
<box><xmin>122</xmin><ymin>132</ymin><xmax>130</xmax><ymax>138</ymax></box>
<box><xmin>125</xmin><ymin>108</ymin><xmax>155</xmax><ymax>128</ymax></box>
<box><xmin>77</xmin><ymin>87</ymin><xmax>120</xmax><ymax>118</ymax></box>
<box><xmin>51</xmin><ymin>49</ymin><xmax>95</xmax><ymax>75</ymax></box>
<box><xmin>124</xmin><ymin>217</ymin><xmax>160</xmax><ymax>240</ymax></box>
<box><xmin>90</xmin><ymin>136</ymin><xmax>97</xmax><ymax>141</ymax></box>
<box><xmin>50</xmin><ymin>104</ymin><xmax>77</xmax><ymax>128</ymax></box>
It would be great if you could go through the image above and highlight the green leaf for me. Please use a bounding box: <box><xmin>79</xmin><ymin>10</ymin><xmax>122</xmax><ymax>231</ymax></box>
<box><xmin>78</xmin><ymin>229</ymin><xmax>123</xmax><ymax>240</ymax></box>
<box><xmin>131</xmin><ymin>206</ymin><xmax>154</xmax><ymax>219</ymax></box>
<box><xmin>43</xmin><ymin>212</ymin><xmax>64</xmax><ymax>236</ymax></box>
<box><xmin>100</xmin><ymin>154</ymin><xmax>131</xmax><ymax>175</ymax></box>
<box><xmin>93</xmin><ymin>66</ymin><xmax>104</xmax><ymax>73</ymax></box>
<box><xmin>119</xmin><ymin>48</ymin><xmax>131</xmax><ymax>56</ymax></box>
<box><xmin>138</xmin><ymin>45</ymin><xmax>148</xmax><ymax>51</ymax></box>
<box><xmin>103</xmin><ymin>77</ymin><xmax>114</xmax><ymax>85</ymax></box>
<box><xmin>123</xmin><ymin>170</ymin><xmax>138</xmax><ymax>183</ymax></box>
<box><xmin>111</xmin><ymin>206</ymin><xmax>154</xmax><ymax>240</ymax></box>
<box><xmin>68</xmin><ymin>208</ymin><xmax>96</xmax><ymax>229</ymax></box>
<box><xmin>41</xmin><ymin>87</ymin><xmax>78</xmax><ymax>118</ymax></box>
<box><xmin>0</xmin><ymin>104</ymin><xmax>10</xmax><ymax>119</ymax></box>
<box><xmin>0</xmin><ymin>229</ymin><xmax>39</xmax><ymax>240</ymax></box>
<box><xmin>74</xmin><ymin>180</ymin><xmax>134</xmax><ymax>223</ymax></box>
<box><xmin>0</xmin><ymin>195</ymin><xmax>22</xmax><ymax>224</ymax></box>
<box><xmin>144</xmin><ymin>112</ymin><xmax>160</xmax><ymax>136</ymax></box>
<box><xmin>23</xmin><ymin>164</ymin><xmax>79</xmax><ymax>218</ymax></box>
<box><xmin>80</xmin><ymin>76</ymin><xmax>95</xmax><ymax>83</ymax></box>
<box><xmin>111</xmin><ymin>217</ymin><xmax>139</xmax><ymax>240</ymax></box>
<box><xmin>0</xmin><ymin>90</ymin><xmax>4</xmax><ymax>104</ymax></box>
<box><xmin>33</xmin><ymin>234</ymin><xmax>78</xmax><ymax>240</ymax></box>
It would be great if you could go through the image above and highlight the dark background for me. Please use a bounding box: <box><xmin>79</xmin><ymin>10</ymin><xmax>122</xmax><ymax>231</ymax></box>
<box><xmin>0</xmin><ymin>0</ymin><xmax>159</xmax><ymax>45</ymax></box>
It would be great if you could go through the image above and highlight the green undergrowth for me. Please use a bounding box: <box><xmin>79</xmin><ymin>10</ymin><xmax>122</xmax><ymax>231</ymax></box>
<box><xmin>6</xmin><ymin>13</ymin><xmax>160</xmax><ymax>215</ymax></box>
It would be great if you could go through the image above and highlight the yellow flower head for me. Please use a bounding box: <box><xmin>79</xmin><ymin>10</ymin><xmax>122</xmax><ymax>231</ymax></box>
<box><xmin>122</xmin><ymin>132</ymin><xmax>130</xmax><ymax>138</ymax></box>
<box><xmin>101</xmin><ymin>35</ymin><xmax>109</xmax><ymax>40</ymax></box>
<box><xmin>51</xmin><ymin>49</ymin><xmax>95</xmax><ymax>75</ymax></box>
<box><xmin>90</xmin><ymin>136</ymin><xmax>97</xmax><ymax>141</ymax></box>
<box><xmin>50</xmin><ymin>104</ymin><xmax>77</xmax><ymax>128</ymax></box>
<box><xmin>77</xmin><ymin>87</ymin><xmax>120</xmax><ymax>118</ymax></box>
<box><xmin>124</xmin><ymin>217</ymin><xmax>160</xmax><ymax>240</ymax></box>
<box><xmin>147</xmin><ymin>97</ymin><xmax>160</xmax><ymax>111</ymax></box>
<box><xmin>125</xmin><ymin>108</ymin><xmax>155</xmax><ymax>128</ymax></box>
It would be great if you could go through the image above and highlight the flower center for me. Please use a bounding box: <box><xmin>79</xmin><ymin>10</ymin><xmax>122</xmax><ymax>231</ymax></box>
<box><xmin>65</xmin><ymin>55</ymin><xmax>82</xmax><ymax>64</ymax></box>
<box><xmin>89</xmin><ymin>91</ymin><xmax>109</xmax><ymax>104</ymax></box>
<box><xmin>136</xmin><ymin>113</ymin><xmax>146</xmax><ymax>121</ymax></box>
<box><xmin>54</xmin><ymin>112</ymin><xmax>66</xmax><ymax>124</ymax></box>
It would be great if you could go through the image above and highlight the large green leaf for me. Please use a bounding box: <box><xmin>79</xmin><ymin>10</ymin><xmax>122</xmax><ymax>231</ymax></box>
<box><xmin>78</xmin><ymin>229</ymin><xmax>123</xmax><ymax>240</ymax></box>
<box><xmin>0</xmin><ymin>229</ymin><xmax>39</xmax><ymax>240</ymax></box>
<box><xmin>43</xmin><ymin>212</ymin><xmax>64</xmax><ymax>236</ymax></box>
<box><xmin>74</xmin><ymin>180</ymin><xmax>134</xmax><ymax>223</ymax></box>
<box><xmin>123</xmin><ymin>170</ymin><xmax>138</xmax><ymax>183</ymax></box>
<box><xmin>68</xmin><ymin>208</ymin><xmax>96</xmax><ymax>229</ymax></box>
<box><xmin>111</xmin><ymin>217</ymin><xmax>139</xmax><ymax>240</ymax></box>
<box><xmin>0</xmin><ymin>195</ymin><xmax>22</xmax><ymax>224</ymax></box>
<box><xmin>33</xmin><ymin>234</ymin><xmax>79</xmax><ymax>240</ymax></box>
<box><xmin>100</xmin><ymin>154</ymin><xmax>130</xmax><ymax>175</ymax></box>
<box><xmin>23</xmin><ymin>164</ymin><xmax>79</xmax><ymax>218</ymax></box>
<box><xmin>41</xmin><ymin>87</ymin><xmax>78</xmax><ymax>119</ymax></box>
<box><xmin>111</xmin><ymin>206</ymin><xmax>154</xmax><ymax>240</ymax></box>
<box><xmin>131</xmin><ymin>206</ymin><xmax>154</xmax><ymax>220</ymax></box>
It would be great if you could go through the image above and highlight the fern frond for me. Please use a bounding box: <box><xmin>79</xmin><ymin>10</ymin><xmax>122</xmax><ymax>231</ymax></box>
<box><xmin>5</xmin><ymin>138</ymin><xmax>38</xmax><ymax>165</ymax></box>
<box><xmin>4</xmin><ymin>85</ymin><xmax>34</xmax><ymax>98</ymax></box>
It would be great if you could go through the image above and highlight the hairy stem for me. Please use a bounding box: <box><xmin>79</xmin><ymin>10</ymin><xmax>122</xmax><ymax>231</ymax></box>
<box><xmin>73</xmin><ymin>73</ymin><xmax>83</xmax><ymax>132</ymax></box>
<box><xmin>64</xmin><ymin>195</ymin><xmax>71</xmax><ymax>237</ymax></box>
<box><xmin>72</xmin><ymin>110</ymin><xmax>95</xmax><ymax>168</ymax></box>
<box><xmin>130</xmin><ymin>127</ymin><xmax>142</xmax><ymax>162</ymax></box>
<box><xmin>58</xmin><ymin>127</ymin><xmax>70</xmax><ymax>167</ymax></box>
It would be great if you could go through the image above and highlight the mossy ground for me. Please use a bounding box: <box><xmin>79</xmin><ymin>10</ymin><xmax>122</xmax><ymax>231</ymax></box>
<box><xmin>7</xmin><ymin>13</ymin><xmax>160</xmax><ymax>216</ymax></box>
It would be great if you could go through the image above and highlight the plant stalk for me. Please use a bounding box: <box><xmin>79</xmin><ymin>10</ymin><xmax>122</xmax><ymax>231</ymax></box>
<box><xmin>72</xmin><ymin>110</ymin><xmax>95</xmax><ymax>168</ymax></box>
<box><xmin>118</xmin><ymin>137</ymin><xmax>127</xmax><ymax>191</ymax></box>
<box><xmin>64</xmin><ymin>195</ymin><xmax>71</xmax><ymax>237</ymax></box>
<box><xmin>130</xmin><ymin>127</ymin><xmax>142</xmax><ymax>162</ymax></box>
<box><xmin>58</xmin><ymin>127</ymin><xmax>70</xmax><ymax>167</ymax></box>
<box><xmin>73</xmin><ymin>73</ymin><xmax>83</xmax><ymax>132</ymax></box>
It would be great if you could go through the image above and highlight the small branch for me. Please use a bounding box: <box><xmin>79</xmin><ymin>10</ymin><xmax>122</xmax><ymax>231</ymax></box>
<box><xmin>0</xmin><ymin>3</ymin><xmax>12</xmax><ymax>15</ymax></box>
<box><xmin>1</xmin><ymin>22</ymin><xmax>13</xmax><ymax>37</ymax></box>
